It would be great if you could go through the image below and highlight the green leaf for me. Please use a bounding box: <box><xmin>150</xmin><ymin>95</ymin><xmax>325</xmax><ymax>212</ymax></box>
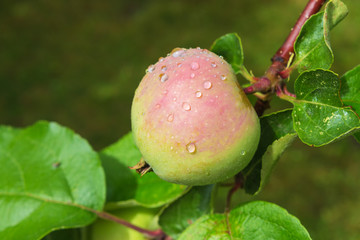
<box><xmin>340</xmin><ymin>65</ymin><xmax>360</xmax><ymax>114</ymax></box>
<box><xmin>159</xmin><ymin>185</ymin><xmax>214</xmax><ymax>239</ymax></box>
<box><xmin>0</xmin><ymin>121</ymin><xmax>105</xmax><ymax>240</ymax></box>
<box><xmin>179</xmin><ymin>201</ymin><xmax>311</xmax><ymax>240</ymax></box>
<box><xmin>100</xmin><ymin>132</ymin><xmax>188</xmax><ymax>209</ymax></box>
<box><xmin>294</xmin><ymin>0</ymin><xmax>348</xmax><ymax>72</ymax></box>
<box><xmin>243</xmin><ymin>109</ymin><xmax>297</xmax><ymax>195</ymax></box>
<box><xmin>340</xmin><ymin>65</ymin><xmax>360</xmax><ymax>143</ymax></box>
<box><xmin>290</xmin><ymin>69</ymin><xmax>360</xmax><ymax>146</ymax></box>
<box><xmin>210</xmin><ymin>33</ymin><xmax>244</xmax><ymax>74</ymax></box>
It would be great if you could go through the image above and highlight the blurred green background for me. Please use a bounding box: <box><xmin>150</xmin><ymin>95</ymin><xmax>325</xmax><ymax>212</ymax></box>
<box><xmin>1</xmin><ymin>0</ymin><xmax>359</xmax><ymax>239</ymax></box>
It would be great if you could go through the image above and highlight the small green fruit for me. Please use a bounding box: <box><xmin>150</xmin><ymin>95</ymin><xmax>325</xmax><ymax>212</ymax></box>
<box><xmin>131</xmin><ymin>48</ymin><xmax>260</xmax><ymax>185</ymax></box>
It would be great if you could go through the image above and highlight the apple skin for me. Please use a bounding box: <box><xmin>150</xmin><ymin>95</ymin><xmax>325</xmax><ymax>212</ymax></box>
<box><xmin>131</xmin><ymin>48</ymin><xmax>260</xmax><ymax>185</ymax></box>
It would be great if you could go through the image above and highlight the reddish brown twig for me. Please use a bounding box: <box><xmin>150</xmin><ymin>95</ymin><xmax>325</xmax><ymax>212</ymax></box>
<box><xmin>252</xmin><ymin>0</ymin><xmax>327</xmax><ymax>115</ymax></box>
<box><xmin>272</xmin><ymin>0</ymin><xmax>327</xmax><ymax>65</ymax></box>
<box><xmin>243</xmin><ymin>77</ymin><xmax>271</xmax><ymax>94</ymax></box>
<box><xmin>83</xmin><ymin>207</ymin><xmax>167</xmax><ymax>239</ymax></box>
<box><xmin>227</xmin><ymin>0</ymin><xmax>327</xmax><ymax>211</ymax></box>
<box><xmin>225</xmin><ymin>172</ymin><xmax>244</xmax><ymax>213</ymax></box>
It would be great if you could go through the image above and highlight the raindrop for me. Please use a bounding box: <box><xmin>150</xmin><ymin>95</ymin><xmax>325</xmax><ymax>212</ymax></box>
<box><xmin>172</xmin><ymin>49</ymin><xmax>185</xmax><ymax>57</ymax></box>
<box><xmin>173</xmin><ymin>97</ymin><xmax>177</xmax><ymax>102</ymax></box>
<box><xmin>221</xmin><ymin>75</ymin><xmax>227</xmax><ymax>81</ymax></box>
<box><xmin>162</xmin><ymin>90</ymin><xmax>168</xmax><ymax>95</ymax></box>
<box><xmin>240</xmin><ymin>150</ymin><xmax>246</xmax><ymax>156</ymax></box>
<box><xmin>146</xmin><ymin>65</ymin><xmax>155</xmax><ymax>73</ymax></box>
<box><xmin>191</xmin><ymin>62</ymin><xmax>200</xmax><ymax>70</ymax></box>
<box><xmin>186</xmin><ymin>143</ymin><xmax>196</xmax><ymax>154</ymax></box>
<box><xmin>159</xmin><ymin>73</ymin><xmax>168</xmax><ymax>82</ymax></box>
<box><xmin>161</xmin><ymin>66</ymin><xmax>167</xmax><ymax>71</ymax></box>
<box><xmin>211</xmin><ymin>62</ymin><xmax>217</xmax><ymax>68</ymax></box>
<box><xmin>177</xmin><ymin>63</ymin><xmax>182</xmax><ymax>68</ymax></box>
<box><xmin>195</xmin><ymin>91</ymin><xmax>202</xmax><ymax>98</ymax></box>
<box><xmin>319</xmin><ymin>132</ymin><xmax>324</xmax><ymax>135</ymax></box>
<box><xmin>203</xmin><ymin>81</ymin><xmax>212</xmax><ymax>89</ymax></box>
<box><xmin>190</xmin><ymin>73</ymin><xmax>195</xmax><ymax>78</ymax></box>
<box><xmin>159</xmin><ymin>57</ymin><xmax>164</xmax><ymax>62</ymax></box>
<box><xmin>167</xmin><ymin>113</ymin><xmax>174</xmax><ymax>122</ymax></box>
<box><xmin>182</xmin><ymin>102</ymin><xmax>191</xmax><ymax>111</ymax></box>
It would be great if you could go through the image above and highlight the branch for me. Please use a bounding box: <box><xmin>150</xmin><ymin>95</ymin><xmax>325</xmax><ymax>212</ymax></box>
<box><xmin>272</xmin><ymin>0</ymin><xmax>327</xmax><ymax>65</ymax></box>
<box><xmin>84</xmin><ymin>207</ymin><xmax>167</xmax><ymax>239</ymax></box>
<box><xmin>254</xmin><ymin>0</ymin><xmax>327</xmax><ymax>115</ymax></box>
<box><xmin>227</xmin><ymin>0</ymin><xmax>327</xmax><ymax>210</ymax></box>
<box><xmin>225</xmin><ymin>172</ymin><xmax>244</xmax><ymax>213</ymax></box>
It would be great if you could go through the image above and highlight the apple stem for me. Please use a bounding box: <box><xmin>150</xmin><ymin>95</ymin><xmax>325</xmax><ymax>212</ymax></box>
<box><xmin>243</xmin><ymin>77</ymin><xmax>271</xmax><ymax>94</ymax></box>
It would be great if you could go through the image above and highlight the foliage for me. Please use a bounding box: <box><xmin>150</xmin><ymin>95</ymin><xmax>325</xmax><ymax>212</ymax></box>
<box><xmin>0</xmin><ymin>0</ymin><xmax>359</xmax><ymax>239</ymax></box>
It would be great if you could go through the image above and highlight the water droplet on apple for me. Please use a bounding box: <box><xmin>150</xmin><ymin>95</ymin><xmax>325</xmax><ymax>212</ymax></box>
<box><xmin>191</xmin><ymin>62</ymin><xmax>200</xmax><ymax>70</ymax></box>
<box><xmin>146</xmin><ymin>65</ymin><xmax>155</xmax><ymax>73</ymax></box>
<box><xmin>167</xmin><ymin>113</ymin><xmax>174</xmax><ymax>122</ymax></box>
<box><xmin>172</xmin><ymin>49</ymin><xmax>185</xmax><ymax>57</ymax></box>
<box><xmin>186</xmin><ymin>143</ymin><xmax>196</xmax><ymax>154</ymax></box>
<box><xmin>182</xmin><ymin>102</ymin><xmax>191</xmax><ymax>111</ymax></box>
<box><xmin>195</xmin><ymin>91</ymin><xmax>202</xmax><ymax>98</ymax></box>
<box><xmin>159</xmin><ymin>73</ymin><xmax>168</xmax><ymax>82</ymax></box>
<box><xmin>203</xmin><ymin>81</ymin><xmax>212</xmax><ymax>89</ymax></box>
